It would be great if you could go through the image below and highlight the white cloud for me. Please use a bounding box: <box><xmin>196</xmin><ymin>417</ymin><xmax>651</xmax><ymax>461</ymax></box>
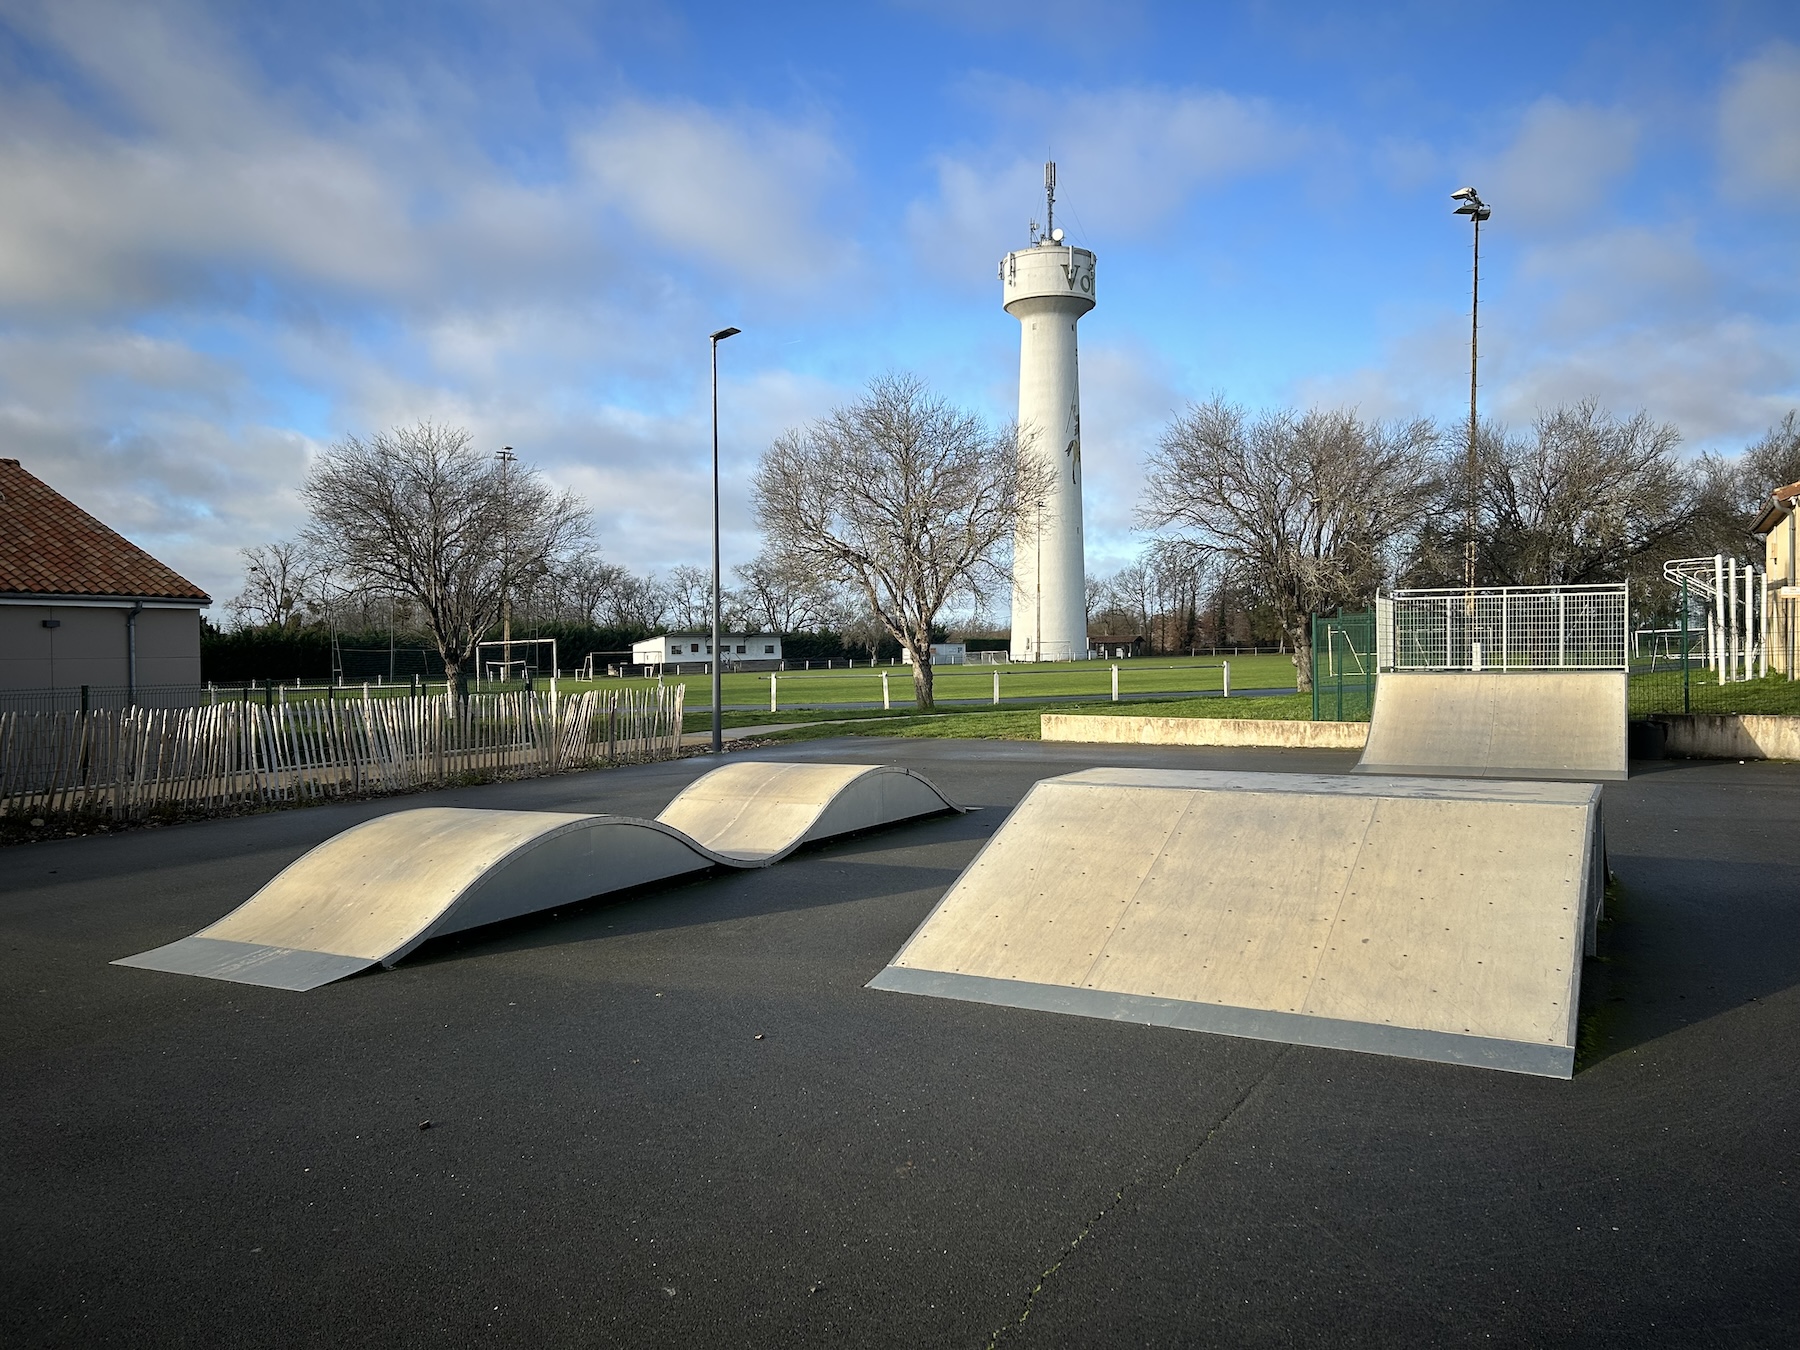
<box><xmin>1718</xmin><ymin>40</ymin><xmax>1800</xmax><ymax>204</ymax></box>
<box><xmin>0</xmin><ymin>2</ymin><xmax>859</xmax><ymax>314</ymax></box>
<box><xmin>907</xmin><ymin>81</ymin><xmax>1310</xmax><ymax>284</ymax></box>
<box><xmin>574</xmin><ymin>101</ymin><xmax>858</xmax><ymax>286</ymax></box>
<box><xmin>1467</xmin><ymin>97</ymin><xmax>1638</xmax><ymax>229</ymax></box>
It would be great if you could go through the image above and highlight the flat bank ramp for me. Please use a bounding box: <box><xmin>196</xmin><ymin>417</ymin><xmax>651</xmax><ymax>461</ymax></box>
<box><xmin>1356</xmin><ymin>671</ymin><xmax>1628</xmax><ymax>782</ymax></box>
<box><xmin>869</xmin><ymin>768</ymin><xmax>1604</xmax><ymax>1078</ymax></box>
<box><xmin>116</xmin><ymin>763</ymin><xmax>958</xmax><ymax>991</ymax></box>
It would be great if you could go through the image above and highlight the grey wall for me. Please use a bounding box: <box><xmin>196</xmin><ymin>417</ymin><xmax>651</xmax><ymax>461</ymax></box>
<box><xmin>0</xmin><ymin>605</ymin><xmax>202</xmax><ymax>692</ymax></box>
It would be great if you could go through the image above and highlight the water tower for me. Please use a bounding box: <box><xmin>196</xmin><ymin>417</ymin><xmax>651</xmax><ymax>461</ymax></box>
<box><xmin>1002</xmin><ymin>161</ymin><xmax>1095</xmax><ymax>662</ymax></box>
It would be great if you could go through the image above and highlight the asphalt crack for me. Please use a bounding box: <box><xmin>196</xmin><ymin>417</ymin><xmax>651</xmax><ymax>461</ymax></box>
<box><xmin>985</xmin><ymin>1044</ymin><xmax>1292</xmax><ymax>1349</ymax></box>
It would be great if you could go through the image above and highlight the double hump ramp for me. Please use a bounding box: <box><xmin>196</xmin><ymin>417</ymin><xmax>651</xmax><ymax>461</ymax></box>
<box><xmin>116</xmin><ymin>762</ymin><xmax>959</xmax><ymax>991</ymax></box>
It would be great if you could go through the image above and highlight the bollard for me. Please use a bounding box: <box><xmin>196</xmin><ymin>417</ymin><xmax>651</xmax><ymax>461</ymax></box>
<box><xmin>993</xmin><ymin>670</ymin><xmax>1000</xmax><ymax>705</ymax></box>
<box><xmin>771</xmin><ymin>674</ymin><xmax>778</xmax><ymax>713</ymax></box>
<box><xmin>1111</xmin><ymin>664</ymin><xmax>1119</xmax><ymax>703</ymax></box>
<box><xmin>1222</xmin><ymin>660</ymin><xmax>1231</xmax><ymax>698</ymax></box>
<box><xmin>882</xmin><ymin>670</ymin><xmax>890</xmax><ymax>710</ymax></box>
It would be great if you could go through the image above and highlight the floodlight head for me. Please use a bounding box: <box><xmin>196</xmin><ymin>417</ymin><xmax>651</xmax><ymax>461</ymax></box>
<box><xmin>1454</xmin><ymin>203</ymin><xmax>1477</xmax><ymax>215</ymax></box>
<box><xmin>710</xmin><ymin>326</ymin><xmax>741</xmax><ymax>343</ymax></box>
<box><xmin>1450</xmin><ymin>186</ymin><xmax>1478</xmax><ymax>201</ymax></box>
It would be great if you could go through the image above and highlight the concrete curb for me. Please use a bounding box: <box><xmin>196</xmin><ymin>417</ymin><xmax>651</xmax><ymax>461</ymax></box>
<box><xmin>1041</xmin><ymin>713</ymin><xmax>1368</xmax><ymax>750</ymax></box>
<box><xmin>1645</xmin><ymin>713</ymin><xmax>1800</xmax><ymax>762</ymax></box>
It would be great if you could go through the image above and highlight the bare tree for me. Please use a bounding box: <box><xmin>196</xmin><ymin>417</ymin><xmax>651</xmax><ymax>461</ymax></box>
<box><xmin>753</xmin><ymin>373</ymin><xmax>1042</xmax><ymax>708</ymax></box>
<box><xmin>1691</xmin><ymin>410</ymin><xmax>1800</xmax><ymax>558</ymax></box>
<box><xmin>302</xmin><ymin>422</ymin><xmax>589</xmax><ymax>680</ymax></box>
<box><xmin>663</xmin><ymin>564</ymin><xmax>719</xmax><ymax>631</ymax></box>
<box><xmin>1473</xmin><ymin>402</ymin><xmax>1695</xmax><ymax>588</ymax></box>
<box><xmin>733</xmin><ymin>552</ymin><xmax>846</xmax><ymax>633</ymax></box>
<box><xmin>1141</xmin><ymin>399</ymin><xmax>1439</xmax><ymax>691</ymax></box>
<box><xmin>227</xmin><ymin>540</ymin><xmax>321</xmax><ymax>630</ymax></box>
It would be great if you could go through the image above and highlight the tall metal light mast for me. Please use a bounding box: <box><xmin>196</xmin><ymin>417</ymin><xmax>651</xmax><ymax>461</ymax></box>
<box><xmin>1451</xmin><ymin>187</ymin><xmax>1491</xmax><ymax>592</ymax></box>
<box><xmin>496</xmin><ymin>445</ymin><xmax>517</xmax><ymax>677</ymax></box>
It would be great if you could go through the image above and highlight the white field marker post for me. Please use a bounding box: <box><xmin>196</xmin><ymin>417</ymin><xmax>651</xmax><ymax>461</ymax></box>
<box><xmin>1222</xmin><ymin>660</ymin><xmax>1231</xmax><ymax>698</ymax></box>
<box><xmin>882</xmin><ymin>670</ymin><xmax>890</xmax><ymax>710</ymax></box>
<box><xmin>1111</xmin><ymin>664</ymin><xmax>1119</xmax><ymax>702</ymax></box>
<box><xmin>993</xmin><ymin>671</ymin><xmax>1000</xmax><ymax>705</ymax></box>
<box><xmin>770</xmin><ymin>675</ymin><xmax>778</xmax><ymax>713</ymax></box>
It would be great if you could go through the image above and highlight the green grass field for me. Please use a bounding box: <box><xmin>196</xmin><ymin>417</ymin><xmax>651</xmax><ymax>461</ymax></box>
<box><xmin>690</xmin><ymin>691</ymin><xmax>1314</xmax><ymax>743</ymax></box>
<box><xmin>635</xmin><ymin>652</ymin><xmax>1299</xmax><ymax>710</ymax></box>
<box><xmin>219</xmin><ymin>653</ymin><xmax>1297</xmax><ymax>708</ymax></box>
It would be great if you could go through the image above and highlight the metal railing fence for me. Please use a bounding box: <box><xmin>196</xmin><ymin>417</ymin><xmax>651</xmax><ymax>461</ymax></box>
<box><xmin>1377</xmin><ymin>584</ymin><xmax>1629</xmax><ymax>672</ymax></box>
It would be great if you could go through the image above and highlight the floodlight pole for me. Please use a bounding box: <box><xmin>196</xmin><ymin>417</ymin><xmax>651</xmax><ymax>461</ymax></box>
<box><xmin>1466</xmin><ymin>212</ymin><xmax>1480</xmax><ymax>592</ymax></box>
<box><xmin>1451</xmin><ymin>189</ymin><xmax>1491</xmax><ymax>596</ymax></box>
<box><xmin>709</xmin><ymin>326</ymin><xmax>741</xmax><ymax>754</ymax></box>
<box><xmin>496</xmin><ymin>446</ymin><xmax>517</xmax><ymax>680</ymax></box>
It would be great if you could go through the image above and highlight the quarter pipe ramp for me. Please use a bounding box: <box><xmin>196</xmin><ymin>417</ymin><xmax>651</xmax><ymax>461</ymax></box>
<box><xmin>869</xmin><ymin>767</ymin><xmax>1604</xmax><ymax>1078</ymax></box>
<box><xmin>116</xmin><ymin>762</ymin><xmax>958</xmax><ymax>991</ymax></box>
<box><xmin>1354</xmin><ymin>670</ymin><xmax>1629</xmax><ymax>782</ymax></box>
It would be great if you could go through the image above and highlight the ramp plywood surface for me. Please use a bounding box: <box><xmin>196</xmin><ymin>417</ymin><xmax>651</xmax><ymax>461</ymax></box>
<box><xmin>1356</xmin><ymin>670</ymin><xmax>1628</xmax><ymax>781</ymax></box>
<box><xmin>116</xmin><ymin>762</ymin><xmax>959</xmax><ymax>991</ymax></box>
<box><xmin>871</xmin><ymin>768</ymin><xmax>1602</xmax><ymax>1077</ymax></box>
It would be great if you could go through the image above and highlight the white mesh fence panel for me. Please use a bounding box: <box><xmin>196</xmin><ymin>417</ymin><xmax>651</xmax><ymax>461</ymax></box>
<box><xmin>1379</xmin><ymin>584</ymin><xmax>1628</xmax><ymax>672</ymax></box>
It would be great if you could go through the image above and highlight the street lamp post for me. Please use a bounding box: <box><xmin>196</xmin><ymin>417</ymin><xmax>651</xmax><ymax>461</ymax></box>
<box><xmin>496</xmin><ymin>446</ymin><xmax>517</xmax><ymax>682</ymax></box>
<box><xmin>1450</xmin><ymin>188</ymin><xmax>1491</xmax><ymax>593</ymax></box>
<box><xmin>709</xmin><ymin>326</ymin><xmax>741</xmax><ymax>754</ymax></box>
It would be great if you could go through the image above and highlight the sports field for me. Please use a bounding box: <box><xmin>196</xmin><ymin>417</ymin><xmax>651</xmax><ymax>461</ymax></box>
<box><xmin>576</xmin><ymin>652</ymin><xmax>1299</xmax><ymax>710</ymax></box>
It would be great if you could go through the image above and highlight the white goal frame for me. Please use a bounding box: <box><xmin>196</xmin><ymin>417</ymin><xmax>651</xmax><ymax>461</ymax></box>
<box><xmin>475</xmin><ymin>637</ymin><xmax>557</xmax><ymax>686</ymax></box>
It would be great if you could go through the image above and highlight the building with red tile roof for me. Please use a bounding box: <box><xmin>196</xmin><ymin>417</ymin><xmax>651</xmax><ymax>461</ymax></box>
<box><xmin>0</xmin><ymin>458</ymin><xmax>211</xmax><ymax>695</ymax></box>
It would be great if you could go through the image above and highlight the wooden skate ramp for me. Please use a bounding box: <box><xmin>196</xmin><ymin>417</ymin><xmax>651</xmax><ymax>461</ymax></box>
<box><xmin>869</xmin><ymin>768</ymin><xmax>1604</xmax><ymax>1078</ymax></box>
<box><xmin>1355</xmin><ymin>671</ymin><xmax>1629</xmax><ymax>782</ymax></box>
<box><xmin>115</xmin><ymin>763</ymin><xmax>958</xmax><ymax>991</ymax></box>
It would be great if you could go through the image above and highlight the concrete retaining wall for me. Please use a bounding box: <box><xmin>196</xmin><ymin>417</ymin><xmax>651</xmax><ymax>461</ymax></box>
<box><xmin>1650</xmin><ymin>714</ymin><xmax>1800</xmax><ymax>762</ymax></box>
<box><xmin>1043</xmin><ymin>711</ymin><xmax>1800</xmax><ymax>762</ymax></box>
<box><xmin>1041</xmin><ymin>714</ymin><xmax>1368</xmax><ymax>750</ymax></box>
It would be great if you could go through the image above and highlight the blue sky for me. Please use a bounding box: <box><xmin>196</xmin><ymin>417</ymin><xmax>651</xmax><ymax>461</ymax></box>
<box><xmin>1</xmin><ymin>0</ymin><xmax>1797</xmax><ymax>606</ymax></box>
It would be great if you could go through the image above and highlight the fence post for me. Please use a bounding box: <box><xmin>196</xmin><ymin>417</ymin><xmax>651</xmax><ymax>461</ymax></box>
<box><xmin>882</xmin><ymin>670</ymin><xmax>890</xmax><ymax>710</ymax></box>
<box><xmin>1111</xmin><ymin>664</ymin><xmax>1119</xmax><ymax>703</ymax></box>
<box><xmin>1682</xmin><ymin>577</ymin><xmax>1690</xmax><ymax>715</ymax></box>
<box><xmin>992</xmin><ymin>671</ymin><xmax>1000</xmax><ymax>705</ymax></box>
<box><xmin>1222</xmin><ymin>660</ymin><xmax>1230</xmax><ymax>698</ymax></box>
<box><xmin>770</xmin><ymin>675</ymin><xmax>778</xmax><ymax>713</ymax></box>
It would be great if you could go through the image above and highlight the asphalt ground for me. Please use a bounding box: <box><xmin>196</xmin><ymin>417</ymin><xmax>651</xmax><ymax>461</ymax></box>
<box><xmin>1</xmin><ymin>740</ymin><xmax>1795</xmax><ymax>1348</ymax></box>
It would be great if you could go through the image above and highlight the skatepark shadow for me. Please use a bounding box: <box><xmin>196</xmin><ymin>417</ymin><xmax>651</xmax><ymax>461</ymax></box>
<box><xmin>1576</xmin><ymin>850</ymin><xmax>1798</xmax><ymax>1069</ymax></box>
<box><xmin>398</xmin><ymin>811</ymin><xmax>990</xmax><ymax>971</ymax></box>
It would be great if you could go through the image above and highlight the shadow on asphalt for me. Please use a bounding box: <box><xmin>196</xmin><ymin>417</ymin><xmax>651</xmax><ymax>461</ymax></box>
<box><xmin>400</xmin><ymin>808</ymin><xmax>991</xmax><ymax>972</ymax></box>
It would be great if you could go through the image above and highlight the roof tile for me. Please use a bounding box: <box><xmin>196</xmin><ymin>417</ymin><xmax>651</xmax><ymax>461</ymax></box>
<box><xmin>0</xmin><ymin>458</ymin><xmax>210</xmax><ymax>602</ymax></box>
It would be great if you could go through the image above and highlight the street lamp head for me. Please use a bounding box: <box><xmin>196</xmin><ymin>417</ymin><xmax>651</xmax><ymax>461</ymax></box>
<box><xmin>710</xmin><ymin>326</ymin><xmax>741</xmax><ymax>343</ymax></box>
<box><xmin>1450</xmin><ymin>186</ymin><xmax>1479</xmax><ymax>201</ymax></box>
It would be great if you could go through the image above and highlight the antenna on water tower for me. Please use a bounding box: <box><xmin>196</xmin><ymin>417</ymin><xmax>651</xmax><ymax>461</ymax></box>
<box><xmin>1044</xmin><ymin>160</ymin><xmax>1056</xmax><ymax>240</ymax></box>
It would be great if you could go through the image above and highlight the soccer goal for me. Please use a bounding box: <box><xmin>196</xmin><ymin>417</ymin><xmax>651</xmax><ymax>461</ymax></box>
<box><xmin>475</xmin><ymin>638</ymin><xmax>558</xmax><ymax>686</ymax></box>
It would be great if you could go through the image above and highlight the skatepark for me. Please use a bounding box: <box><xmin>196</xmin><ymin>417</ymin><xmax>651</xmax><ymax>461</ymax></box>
<box><xmin>3</xmin><ymin>720</ymin><xmax>1796</xmax><ymax>1346</ymax></box>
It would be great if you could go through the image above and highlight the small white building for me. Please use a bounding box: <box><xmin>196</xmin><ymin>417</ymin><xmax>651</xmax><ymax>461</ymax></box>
<box><xmin>902</xmin><ymin>643</ymin><xmax>967</xmax><ymax>666</ymax></box>
<box><xmin>632</xmin><ymin>632</ymin><xmax>783</xmax><ymax>672</ymax></box>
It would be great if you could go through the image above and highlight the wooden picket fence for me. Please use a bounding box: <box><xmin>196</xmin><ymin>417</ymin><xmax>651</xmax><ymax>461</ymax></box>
<box><xmin>0</xmin><ymin>685</ymin><xmax>685</xmax><ymax>821</ymax></box>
